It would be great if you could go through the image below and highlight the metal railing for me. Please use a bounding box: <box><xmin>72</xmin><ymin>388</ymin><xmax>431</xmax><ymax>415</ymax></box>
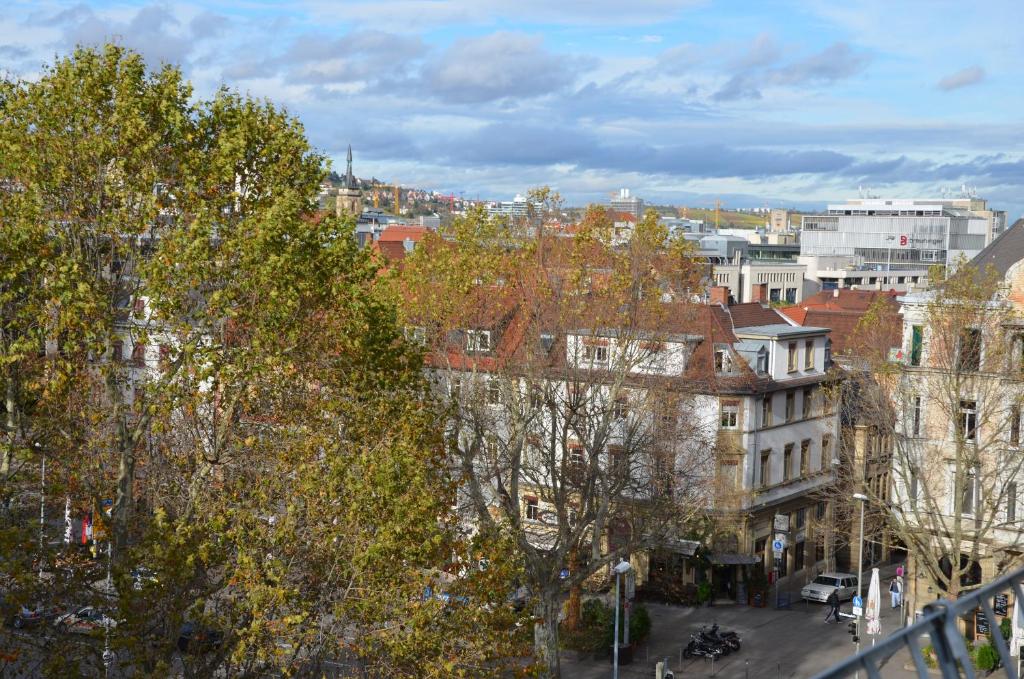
<box><xmin>811</xmin><ymin>565</ymin><xmax>1024</xmax><ymax>679</ymax></box>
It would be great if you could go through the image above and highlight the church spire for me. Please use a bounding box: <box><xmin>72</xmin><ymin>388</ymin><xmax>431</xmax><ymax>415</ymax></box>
<box><xmin>344</xmin><ymin>144</ymin><xmax>355</xmax><ymax>189</ymax></box>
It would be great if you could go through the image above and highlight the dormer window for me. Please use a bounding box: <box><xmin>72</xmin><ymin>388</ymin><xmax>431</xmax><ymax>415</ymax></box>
<box><xmin>714</xmin><ymin>346</ymin><xmax>731</xmax><ymax>374</ymax></box>
<box><xmin>756</xmin><ymin>347</ymin><xmax>768</xmax><ymax>375</ymax></box>
<box><xmin>466</xmin><ymin>330</ymin><xmax>492</xmax><ymax>353</ymax></box>
<box><xmin>582</xmin><ymin>341</ymin><xmax>609</xmax><ymax>366</ymax></box>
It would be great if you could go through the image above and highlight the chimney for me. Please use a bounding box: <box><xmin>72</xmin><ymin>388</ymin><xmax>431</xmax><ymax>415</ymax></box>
<box><xmin>751</xmin><ymin>283</ymin><xmax>768</xmax><ymax>303</ymax></box>
<box><xmin>710</xmin><ymin>286</ymin><xmax>730</xmax><ymax>305</ymax></box>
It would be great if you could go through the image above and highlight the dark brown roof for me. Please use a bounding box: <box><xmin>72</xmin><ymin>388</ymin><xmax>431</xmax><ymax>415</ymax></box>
<box><xmin>719</xmin><ymin>302</ymin><xmax>791</xmax><ymax>330</ymax></box>
<box><xmin>970</xmin><ymin>218</ymin><xmax>1024</xmax><ymax>280</ymax></box>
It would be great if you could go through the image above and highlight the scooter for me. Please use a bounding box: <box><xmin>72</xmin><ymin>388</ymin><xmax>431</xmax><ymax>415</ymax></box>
<box><xmin>697</xmin><ymin>627</ymin><xmax>733</xmax><ymax>656</ymax></box>
<box><xmin>702</xmin><ymin>623</ymin><xmax>742</xmax><ymax>652</ymax></box>
<box><xmin>682</xmin><ymin>633</ymin><xmax>725</xmax><ymax>660</ymax></box>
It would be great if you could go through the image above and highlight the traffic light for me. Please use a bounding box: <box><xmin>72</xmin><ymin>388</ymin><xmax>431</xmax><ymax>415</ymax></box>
<box><xmin>847</xmin><ymin>621</ymin><xmax>859</xmax><ymax>643</ymax></box>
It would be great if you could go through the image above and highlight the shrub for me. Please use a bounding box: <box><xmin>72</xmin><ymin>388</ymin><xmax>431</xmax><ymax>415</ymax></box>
<box><xmin>999</xmin><ymin>618</ymin><xmax>1012</xmax><ymax>642</ymax></box>
<box><xmin>921</xmin><ymin>644</ymin><xmax>937</xmax><ymax>669</ymax></box>
<box><xmin>560</xmin><ymin>598</ymin><xmax>653</xmax><ymax>651</ymax></box>
<box><xmin>975</xmin><ymin>643</ymin><xmax>999</xmax><ymax>671</ymax></box>
<box><xmin>697</xmin><ymin>582</ymin><xmax>713</xmax><ymax>604</ymax></box>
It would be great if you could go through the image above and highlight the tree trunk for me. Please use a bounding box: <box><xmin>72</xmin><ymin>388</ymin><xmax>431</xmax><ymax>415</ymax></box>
<box><xmin>534</xmin><ymin>589</ymin><xmax>562</xmax><ymax>678</ymax></box>
<box><xmin>2</xmin><ymin>376</ymin><xmax>18</xmax><ymax>518</ymax></box>
<box><xmin>565</xmin><ymin>549</ymin><xmax>581</xmax><ymax>631</ymax></box>
<box><xmin>112</xmin><ymin>416</ymin><xmax>134</xmax><ymax>557</ymax></box>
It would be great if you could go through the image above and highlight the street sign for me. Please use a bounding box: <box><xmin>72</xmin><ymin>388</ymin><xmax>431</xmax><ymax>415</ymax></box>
<box><xmin>559</xmin><ymin>568</ymin><xmax>570</xmax><ymax>580</ymax></box>
<box><xmin>772</xmin><ymin>538</ymin><xmax>785</xmax><ymax>554</ymax></box>
<box><xmin>852</xmin><ymin>606</ymin><xmax>863</xmax><ymax>617</ymax></box>
<box><xmin>773</xmin><ymin>514</ymin><xmax>790</xmax><ymax>532</ymax></box>
<box><xmin>852</xmin><ymin>595</ymin><xmax>863</xmax><ymax>608</ymax></box>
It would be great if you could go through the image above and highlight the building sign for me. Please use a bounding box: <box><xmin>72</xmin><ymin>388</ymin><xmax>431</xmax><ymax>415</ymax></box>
<box><xmin>995</xmin><ymin>594</ymin><xmax>1009</xmax><ymax>617</ymax></box>
<box><xmin>773</xmin><ymin>514</ymin><xmax>790</xmax><ymax>532</ymax></box>
<box><xmin>976</xmin><ymin>610</ymin><xmax>990</xmax><ymax>635</ymax></box>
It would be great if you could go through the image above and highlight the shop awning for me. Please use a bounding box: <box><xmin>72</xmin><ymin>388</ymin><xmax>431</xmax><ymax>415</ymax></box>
<box><xmin>709</xmin><ymin>553</ymin><xmax>760</xmax><ymax>565</ymax></box>
<box><xmin>663</xmin><ymin>539</ymin><xmax>701</xmax><ymax>557</ymax></box>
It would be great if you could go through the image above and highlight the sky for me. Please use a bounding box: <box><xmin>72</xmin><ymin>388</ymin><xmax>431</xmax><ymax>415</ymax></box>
<box><xmin>2</xmin><ymin>1</ymin><xmax>1024</xmax><ymax>216</ymax></box>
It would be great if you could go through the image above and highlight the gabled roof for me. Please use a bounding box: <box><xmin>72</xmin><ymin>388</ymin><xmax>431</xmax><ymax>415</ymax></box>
<box><xmin>970</xmin><ymin>218</ymin><xmax>1024</xmax><ymax>280</ymax></box>
<box><xmin>721</xmin><ymin>302</ymin><xmax>793</xmax><ymax>330</ymax></box>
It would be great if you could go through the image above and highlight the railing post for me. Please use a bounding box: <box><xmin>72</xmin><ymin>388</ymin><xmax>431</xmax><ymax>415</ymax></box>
<box><xmin>923</xmin><ymin>600</ymin><xmax>974</xmax><ymax>679</ymax></box>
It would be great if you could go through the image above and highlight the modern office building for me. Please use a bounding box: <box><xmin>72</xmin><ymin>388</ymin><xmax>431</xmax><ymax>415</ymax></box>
<box><xmin>800</xmin><ymin>198</ymin><xmax>999</xmax><ymax>270</ymax></box>
<box><xmin>610</xmin><ymin>188</ymin><xmax>644</xmax><ymax>221</ymax></box>
<box><xmin>486</xmin><ymin>194</ymin><xmax>530</xmax><ymax>220</ymax></box>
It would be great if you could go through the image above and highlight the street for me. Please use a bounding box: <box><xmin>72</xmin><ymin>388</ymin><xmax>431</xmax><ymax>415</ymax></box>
<box><xmin>562</xmin><ymin>578</ymin><xmax>920</xmax><ymax>678</ymax></box>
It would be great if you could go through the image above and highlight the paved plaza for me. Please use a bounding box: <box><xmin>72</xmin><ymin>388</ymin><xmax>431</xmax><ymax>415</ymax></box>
<box><xmin>562</xmin><ymin>573</ymin><xmax>922</xmax><ymax>678</ymax></box>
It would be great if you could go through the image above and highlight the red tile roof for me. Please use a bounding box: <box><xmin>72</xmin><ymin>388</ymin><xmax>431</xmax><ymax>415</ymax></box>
<box><xmin>378</xmin><ymin>225</ymin><xmax>430</xmax><ymax>242</ymax></box>
<box><xmin>797</xmin><ymin>289</ymin><xmax>900</xmax><ymax>312</ymax></box>
<box><xmin>780</xmin><ymin>290</ymin><xmax>901</xmax><ymax>356</ymax></box>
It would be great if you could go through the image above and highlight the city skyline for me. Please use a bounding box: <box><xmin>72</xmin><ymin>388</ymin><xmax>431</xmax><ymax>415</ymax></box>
<box><xmin>2</xmin><ymin>1</ymin><xmax>1022</xmax><ymax>215</ymax></box>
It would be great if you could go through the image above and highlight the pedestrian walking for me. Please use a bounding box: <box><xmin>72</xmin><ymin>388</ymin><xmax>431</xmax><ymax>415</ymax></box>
<box><xmin>889</xmin><ymin>576</ymin><xmax>903</xmax><ymax>609</ymax></box>
<box><xmin>825</xmin><ymin>589</ymin><xmax>841</xmax><ymax>623</ymax></box>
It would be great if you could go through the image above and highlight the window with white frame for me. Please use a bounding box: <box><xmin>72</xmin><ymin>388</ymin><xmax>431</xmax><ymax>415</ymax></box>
<box><xmin>524</xmin><ymin>496</ymin><xmax>539</xmax><ymax>521</ymax></box>
<box><xmin>957</xmin><ymin>400</ymin><xmax>978</xmax><ymax>442</ymax></box>
<box><xmin>787</xmin><ymin>342</ymin><xmax>798</xmax><ymax>372</ymax></box>
<box><xmin>612</xmin><ymin>397</ymin><xmax>628</xmax><ymax>421</ymax></box>
<box><xmin>756</xmin><ymin>348</ymin><xmax>768</xmax><ymax>374</ymax></box>
<box><xmin>582</xmin><ymin>341</ymin><xmax>609</xmax><ymax>366</ymax></box>
<box><xmin>802</xmin><ymin>388</ymin><xmax>813</xmax><ymax>419</ymax></box>
<box><xmin>804</xmin><ymin>339</ymin><xmax>815</xmax><ymax>370</ymax></box>
<box><xmin>714</xmin><ymin>346</ymin><xmax>731</xmax><ymax>373</ymax></box>
<box><xmin>487</xmin><ymin>378</ymin><xmax>501</xmax><ymax>404</ymax></box>
<box><xmin>466</xmin><ymin>329</ymin><xmax>492</xmax><ymax>353</ymax></box>
<box><xmin>911</xmin><ymin>396</ymin><xmax>922</xmax><ymax>437</ymax></box>
<box><xmin>720</xmin><ymin>399</ymin><xmax>739</xmax><ymax>429</ymax></box>
<box><xmin>955</xmin><ymin>470</ymin><xmax>977</xmax><ymax>517</ymax></box>
<box><xmin>761</xmin><ymin>395</ymin><xmax>773</xmax><ymax>427</ymax></box>
<box><xmin>1008</xmin><ymin>483</ymin><xmax>1018</xmax><ymax>523</ymax></box>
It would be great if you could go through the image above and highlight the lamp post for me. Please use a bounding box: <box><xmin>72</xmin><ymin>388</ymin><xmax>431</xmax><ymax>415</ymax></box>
<box><xmin>613</xmin><ymin>560</ymin><xmax>632</xmax><ymax>679</ymax></box>
<box><xmin>37</xmin><ymin>443</ymin><xmax>45</xmax><ymax>579</ymax></box>
<box><xmin>853</xmin><ymin>493</ymin><xmax>868</xmax><ymax>679</ymax></box>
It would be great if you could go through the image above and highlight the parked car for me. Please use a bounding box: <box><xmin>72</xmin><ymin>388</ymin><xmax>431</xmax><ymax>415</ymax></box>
<box><xmin>177</xmin><ymin>621</ymin><xmax>224</xmax><ymax>653</ymax></box>
<box><xmin>8</xmin><ymin>605</ymin><xmax>61</xmax><ymax>629</ymax></box>
<box><xmin>56</xmin><ymin>606</ymin><xmax>117</xmax><ymax>634</ymax></box>
<box><xmin>801</xmin><ymin>572</ymin><xmax>859</xmax><ymax>603</ymax></box>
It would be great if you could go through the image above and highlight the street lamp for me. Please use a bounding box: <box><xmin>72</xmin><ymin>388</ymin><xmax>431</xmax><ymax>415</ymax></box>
<box><xmin>853</xmin><ymin>493</ymin><xmax>868</xmax><ymax>679</ymax></box>
<box><xmin>612</xmin><ymin>559</ymin><xmax>632</xmax><ymax>679</ymax></box>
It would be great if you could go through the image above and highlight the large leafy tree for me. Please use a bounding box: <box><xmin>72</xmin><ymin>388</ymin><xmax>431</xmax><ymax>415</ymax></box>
<box><xmin>0</xmin><ymin>46</ymin><xmax>525</xmax><ymax>678</ymax></box>
<box><xmin>394</xmin><ymin>196</ymin><xmax>713</xmax><ymax>677</ymax></box>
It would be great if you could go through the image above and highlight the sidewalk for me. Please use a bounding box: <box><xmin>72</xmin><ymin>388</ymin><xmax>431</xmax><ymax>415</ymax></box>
<box><xmin>561</xmin><ymin>563</ymin><xmax>917</xmax><ymax>679</ymax></box>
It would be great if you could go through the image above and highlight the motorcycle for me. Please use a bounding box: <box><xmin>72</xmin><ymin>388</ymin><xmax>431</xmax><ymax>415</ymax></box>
<box><xmin>682</xmin><ymin>633</ymin><xmax>725</xmax><ymax>660</ymax></box>
<box><xmin>702</xmin><ymin>623</ymin><xmax>741</xmax><ymax>652</ymax></box>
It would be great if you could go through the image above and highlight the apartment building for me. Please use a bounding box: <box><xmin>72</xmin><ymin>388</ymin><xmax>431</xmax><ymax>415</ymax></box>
<box><xmin>425</xmin><ymin>280</ymin><xmax>841</xmax><ymax>600</ymax></box>
<box><xmin>885</xmin><ymin>221</ymin><xmax>1024</xmax><ymax>626</ymax></box>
